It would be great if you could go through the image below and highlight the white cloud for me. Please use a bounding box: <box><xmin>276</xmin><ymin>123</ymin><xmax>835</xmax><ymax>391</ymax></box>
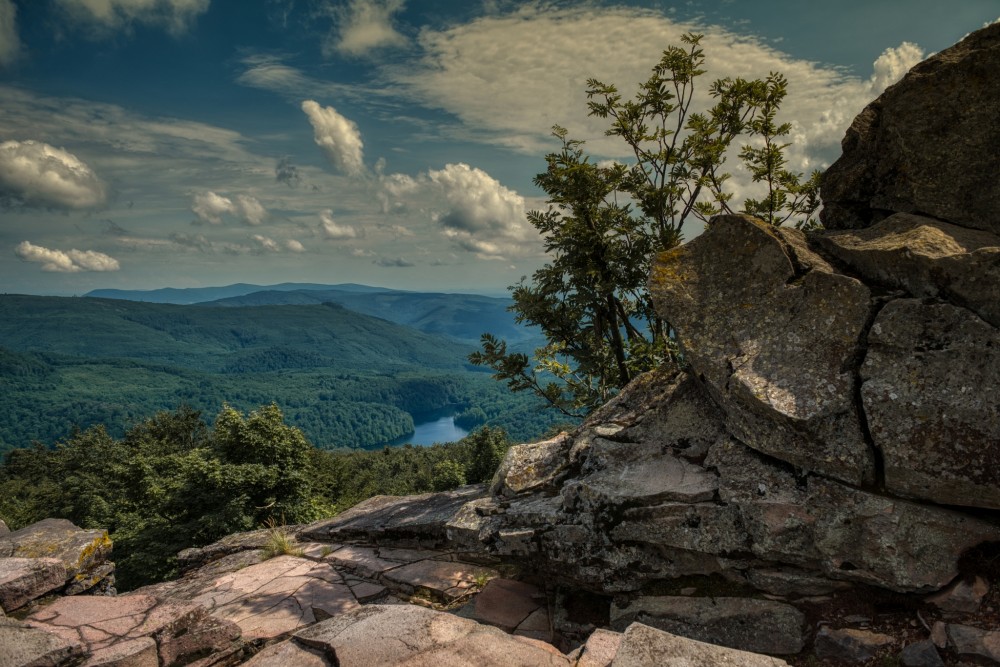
<box><xmin>388</xmin><ymin>5</ymin><xmax>925</xmax><ymax>174</ymax></box>
<box><xmin>375</xmin><ymin>162</ymin><xmax>534</xmax><ymax>260</ymax></box>
<box><xmin>0</xmin><ymin>0</ymin><xmax>20</xmax><ymax>67</ymax></box>
<box><xmin>302</xmin><ymin>100</ymin><xmax>366</xmax><ymax>177</ymax></box>
<box><xmin>15</xmin><ymin>241</ymin><xmax>120</xmax><ymax>272</ymax></box>
<box><xmin>286</xmin><ymin>239</ymin><xmax>305</xmax><ymax>252</ymax></box>
<box><xmin>322</xmin><ymin>0</ymin><xmax>407</xmax><ymax>57</ymax></box>
<box><xmin>54</xmin><ymin>0</ymin><xmax>211</xmax><ymax>35</ymax></box>
<box><xmin>191</xmin><ymin>191</ymin><xmax>267</xmax><ymax>225</ymax></box>
<box><xmin>319</xmin><ymin>209</ymin><xmax>358</xmax><ymax>239</ymax></box>
<box><xmin>0</xmin><ymin>140</ymin><xmax>108</xmax><ymax>210</ymax></box>
<box><xmin>250</xmin><ymin>234</ymin><xmax>280</xmax><ymax>252</ymax></box>
<box><xmin>868</xmin><ymin>42</ymin><xmax>925</xmax><ymax>95</ymax></box>
<box><xmin>191</xmin><ymin>191</ymin><xmax>232</xmax><ymax>224</ymax></box>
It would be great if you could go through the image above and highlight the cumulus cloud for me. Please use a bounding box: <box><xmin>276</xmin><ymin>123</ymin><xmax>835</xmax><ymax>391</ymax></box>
<box><xmin>302</xmin><ymin>100</ymin><xmax>366</xmax><ymax>177</ymax></box>
<box><xmin>0</xmin><ymin>140</ymin><xmax>108</xmax><ymax>210</ymax></box>
<box><xmin>191</xmin><ymin>191</ymin><xmax>267</xmax><ymax>225</ymax></box>
<box><xmin>15</xmin><ymin>241</ymin><xmax>120</xmax><ymax>272</ymax></box>
<box><xmin>250</xmin><ymin>234</ymin><xmax>280</xmax><ymax>252</ymax></box>
<box><xmin>286</xmin><ymin>239</ymin><xmax>305</xmax><ymax>252</ymax></box>
<box><xmin>0</xmin><ymin>0</ymin><xmax>20</xmax><ymax>67</ymax></box>
<box><xmin>869</xmin><ymin>42</ymin><xmax>925</xmax><ymax>95</ymax></box>
<box><xmin>322</xmin><ymin>0</ymin><xmax>407</xmax><ymax>57</ymax></box>
<box><xmin>54</xmin><ymin>0</ymin><xmax>211</xmax><ymax>35</ymax></box>
<box><xmin>319</xmin><ymin>209</ymin><xmax>359</xmax><ymax>239</ymax></box>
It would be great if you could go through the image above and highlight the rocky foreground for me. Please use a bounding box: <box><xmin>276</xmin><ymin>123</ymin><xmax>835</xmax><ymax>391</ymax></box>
<box><xmin>4</xmin><ymin>18</ymin><xmax>1000</xmax><ymax>667</ymax></box>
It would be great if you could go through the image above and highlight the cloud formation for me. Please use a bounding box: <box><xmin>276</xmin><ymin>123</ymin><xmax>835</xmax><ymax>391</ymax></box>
<box><xmin>15</xmin><ymin>241</ymin><xmax>120</xmax><ymax>272</ymax></box>
<box><xmin>869</xmin><ymin>42</ymin><xmax>925</xmax><ymax>95</ymax></box>
<box><xmin>250</xmin><ymin>234</ymin><xmax>280</xmax><ymax>252</ymax></box>
<box><xmin>302</xmin><ymin>100</ymin><xmax>366</xmax><ymax>177</ymax></box>
<box><xmin>319</xmin><ymin>209</ymin><xmax>358</xmax><ymax>239</ymax></box>
<box><xmin>391</xmin><ymin>5</ymin><xmax>924</xmax><ymax>171</ymax></box>
<box><xmin>0</xmin><ymin>0</ymin><xmax>19</xmax><ymax>67</ymax></box>
<box><xmin>323</xmin><ymin>0</ymin><xmax>407</xmax><ymax>57</ymax></box>
<box><xmin>373</xmin><ymin>256</ymin><xmax>413</xmax><ymax>267</ymax></box>
<box><xmin>191</xmin><ymin>191</ymin><xmax>267</xmax><ymax>225</ymax></box>
<box><xmin>0</xmin><ymin>140</ymin><xmax>108</xmax><ymax>210</ymax></box>
<box><xmin>54</xmin><ymin>0</ymin><xmax>211</xmax><ymax>35</ymax></box>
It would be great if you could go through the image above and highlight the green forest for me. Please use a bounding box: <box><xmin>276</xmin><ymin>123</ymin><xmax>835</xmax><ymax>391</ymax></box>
<box><xmin>0</xmin><ymin>295</ymin><xmax>567</xmax><ymax>454</ymax></box>
<box><xmin>0</xmin><ymin>404</ymin><xmax>519</xmax><ymax>590</ymax></box>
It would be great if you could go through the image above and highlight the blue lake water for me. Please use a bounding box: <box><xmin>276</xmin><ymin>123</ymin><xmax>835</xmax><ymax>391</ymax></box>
<box><xmin>385</xmin><ymin>414</ymin><xmax>470</xmax><ymax>447</ymax></box>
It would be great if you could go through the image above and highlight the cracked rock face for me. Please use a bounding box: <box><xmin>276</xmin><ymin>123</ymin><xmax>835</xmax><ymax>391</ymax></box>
<box><xmin>862</xmin><ymin>299</ymin><xmax>1000</xmax><ymax>509</ymax></box>
<box><xmin>650</xmin><ymin>214</ymin><xmax>874</xmax><ymax>486</ymax></box>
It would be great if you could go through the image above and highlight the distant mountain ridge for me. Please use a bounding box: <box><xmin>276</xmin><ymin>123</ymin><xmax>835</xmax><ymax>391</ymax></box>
<box><xmin>84</xmin><ymin>282</ymin><xmax>391</xmax><ymax>304</ymax></box>
<box><xmin>85</xmin><ymin>282</ymin><xmax>537</xmax><ymax>345</ymax></box>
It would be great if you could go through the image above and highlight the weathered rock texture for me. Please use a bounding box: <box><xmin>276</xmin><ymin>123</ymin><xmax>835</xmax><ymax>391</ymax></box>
<box><xmin>821</xmin><ymin>21</ymin><xmax>1000</xmax><ymax>232</ymax></box>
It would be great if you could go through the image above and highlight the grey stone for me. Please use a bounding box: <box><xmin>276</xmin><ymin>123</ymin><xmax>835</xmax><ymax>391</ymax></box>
<box><xmin>574</xmin><ymin>628</ymin><xmax>622</xmax><ymax>667</ymax></box>
<box><xmin>0</xmin><ymin>520</ymin><xmax>8</xmax><ymax>535</ymax></box>
<box><xmin>946</xmin><ymin>624</ymin><xmax>1000</xmax><ymax>662</ymax></box>
<box><xmin>610</xmin><ymin>596</ymin><xmax>805</xmax><ymax>655</ymax></box>
<box><xmin>24</xmin><ymin>594</ymin><xmax>239</xmax><ymax>667</ymax></box>
<box><xmin>179</xmin><ymin>555</ymin><xmax>358</xmax><ymax>641</ymax></box>
<box><xmin>0</xmin><ymin>558</ymin><xmax>66</xmax><ymax>613</ymax></box>
<box><xmin>742</xmin><ymin>568</ymin><xmax>852</xmax><ymax>597</ymax></box>
<box><xmin>862</xmin><ymin>299</ymin><xmax>1000</xmax><ymax>509</ymax></box>
<box><xmin>241</xmin><ymin>640</ymin><xmax>332</xmax><ymax>666</ymax></box>
<box><xmin>650</xmin><ymin>214</ymin><xmax>874</xmax><ymax>485</ymax></box>
<box><xmin>0</xmin><ymin>617</ymin><xmax>86</xmax><ymax>667</ymax></box>
<box><xmin>900</xmin><ymin>640</ymin><xmax>946</xmax><ymax>667</ymax></box>
<box><xmin>816</xmin><ymin>212</ymin><xmax>1000</xmax><ymax>327</ymax></box>
<box><xmin>0</xmin><ymin>519</ymin><xmax>113</xmax><ymax>589</ymax></box>
<box><xmin>491</xmin><ymin>433</ymin><xmax>572</xmax><ymax>498</ymax></box>
<box><xmin>814</xmin><ymin>627</ymin><xmax>895</xmax><ymax>663</ymax></box>
<box><xmin>610</xmin><ymin>503</ymin><xmax>746</xmax><ymax>555</ymax></box>
<box><xmin>610</xmin><ymin>622</ymin><xmax>790</xmax><ymax>666</ymax></box>
<box><xmin>821</xmin><ymin>22</ymin><xmax>1000</xmax><ymax>233</ymax></box>
<box><xmin>299</xmin><ymin>486</ymin><xmax>486</xmax><ymax>545</ymax></box>
<box><xmin>564</xmin><ymin>439</ymin><xmax>718</xmax><ymax>512</ymax></box>
<box><xmin>177</xmin><ymin>526</ymin><xmax>290</xmax><ymax>569</ymax></box>
<box><xmin>295</xmin><ymin>604</ymin><xmax>570</xmax><ymax>666</ymax></box>
<box><xmin>925</xmin><ymin>576</ymin><xmax>989</xmax><ymax>614</ymax></box>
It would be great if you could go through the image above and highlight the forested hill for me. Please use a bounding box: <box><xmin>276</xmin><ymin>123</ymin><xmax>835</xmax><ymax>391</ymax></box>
<box><xmin>83</xmin><ymin>282</ymin><xmax>535</xmax><ymax>345</ymax></box>
<box><xmin>0</xmin><ymin>295</ymin><xmax>567</xmax><ymax>455</ymax></box>
<box><xmin>199</xmin><ymin>289</ymin><xmax>531</xmax><ymax>345</ymax></box>
<box><xmin>0</xmin><ymin>295</ymin><xmax>473</xmax><ymax>372</ymax></box>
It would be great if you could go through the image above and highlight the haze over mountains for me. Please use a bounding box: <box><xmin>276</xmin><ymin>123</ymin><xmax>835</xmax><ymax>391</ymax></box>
<box><xmin>84</xmin><ymin>283</ymin><xmax>537</xmax><ymax>345</ymax></box>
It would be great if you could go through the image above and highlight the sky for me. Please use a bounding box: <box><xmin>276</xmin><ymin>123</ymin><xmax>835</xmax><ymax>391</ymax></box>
<box><xmin>1</xmin><ymin>0</ymin><xmax>998</xmax><ymax>296</ymax></box>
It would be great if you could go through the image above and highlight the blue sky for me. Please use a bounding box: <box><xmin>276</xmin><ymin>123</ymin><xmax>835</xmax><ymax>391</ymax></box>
<box><xmin>1</xmin><ymin>0</ymin><xmax>997</xmax><ymax>296</ymax></box>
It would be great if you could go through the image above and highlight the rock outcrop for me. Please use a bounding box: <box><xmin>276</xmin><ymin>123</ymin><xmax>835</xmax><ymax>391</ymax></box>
<box><xmin>821</xmin><ymin>21</ymin><xmax>1000</xmax><ymax>232</ymax></box>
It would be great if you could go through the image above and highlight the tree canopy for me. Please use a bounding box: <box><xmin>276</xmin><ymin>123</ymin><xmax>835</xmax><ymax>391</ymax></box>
<box><xmin>472</xmin><ymin>33</ymin><xmax>820</xmax><ymax>416</ymax></box>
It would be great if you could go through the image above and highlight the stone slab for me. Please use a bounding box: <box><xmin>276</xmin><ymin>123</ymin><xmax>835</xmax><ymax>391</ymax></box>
<box><xmin>0</xmin><ymin>558</ymin><xmax>66</xmax><ymax>612</ymax></box>
<box><xmin>611</xmin><ymin>622</ymin><xmax>789</xmax><ymax>666</ymax></box>
<box><xmin>185</xmin><ymin>555</ymin><xmax>358</xmax><ymax>641</ymax></box>
<box><xmin>0</xmin><ymin>617</ymin><xmax>87</xmax><ymax>667</ymax></box>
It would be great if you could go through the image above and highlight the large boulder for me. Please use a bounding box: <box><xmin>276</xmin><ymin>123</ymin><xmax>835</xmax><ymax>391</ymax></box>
<box><xmin>650</xmin><ymin>214</ymin><xmax>874</xmax><ymax>485</ymax></box>
<box><xmin>821</xmin><ymin>22</ymin><xmax>1000</xmax><ymax>232</ymax></box>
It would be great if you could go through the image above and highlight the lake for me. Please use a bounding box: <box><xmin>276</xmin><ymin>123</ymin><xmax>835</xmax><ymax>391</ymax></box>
<box><xmin>384</xmin><ymin>412</ymin><xmax>470</xmax><ymax>447</ymax></box>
